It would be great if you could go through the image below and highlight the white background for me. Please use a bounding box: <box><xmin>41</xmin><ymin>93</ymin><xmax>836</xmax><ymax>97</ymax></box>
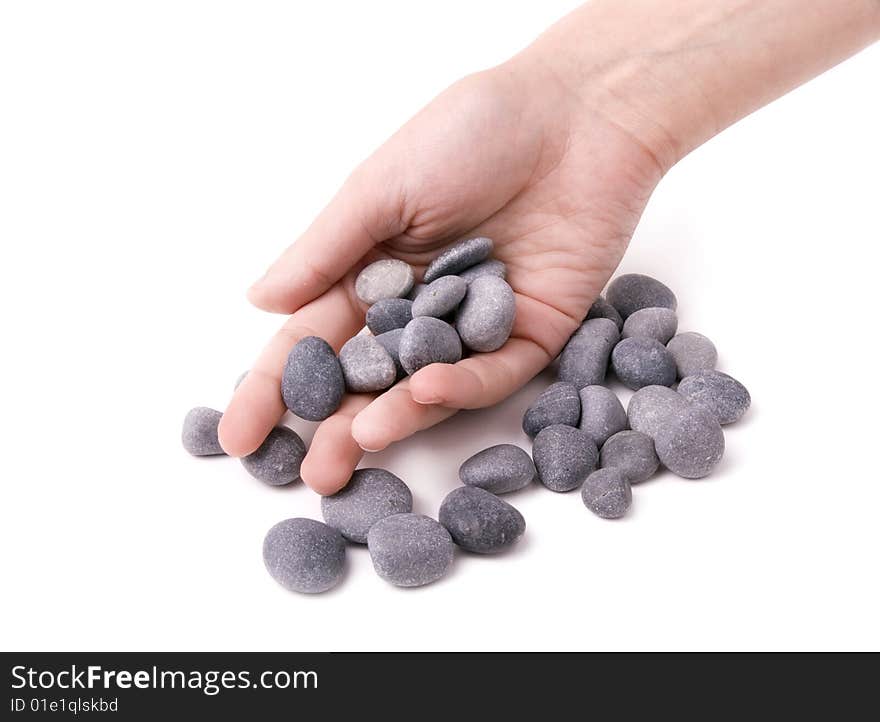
<box><xmin>1</xmin><ymin>1</ymin><xmax>878</xmax><ymax>652</ymax></box>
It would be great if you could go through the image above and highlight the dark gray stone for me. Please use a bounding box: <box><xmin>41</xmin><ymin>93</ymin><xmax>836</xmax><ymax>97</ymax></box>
<box><xmin>181</xmin><ymin>407</ymin><xmax>224</xmax><ymax>456</ymax></box>
<box><xmin>578</xmin><ymin>385</ymin><xmax>628</xmax><ymax>446</ymax></box>
<box><xmin>439</xmin><ymin>486</ymin><xmax>525</xmax><ymax>554</ymax></box>
<box><xmin>581</xmin><ymin>468</ymin><xmax>632</xmax><ymax>519</ymax></box>
<box><xmin>600</xmin><ymin>430</ymin><xmax>659</xmax><ymax>484</ymax></box>
<box><xmin>338</xmin><ymin>335</ymin><xmax>396</xmax><ymax>393</ymax></box>
<box><xmin>627</xmin><ymin>385</ymin><xmax>690</xmax><ymax>438</ymax></box>
<box><xmin>654</xmin><ymin>406</ymin><xmax>725</xmax><ymax>479</ymax></box>
<box><xmin>605</xmin><ymin>273</ymin><xmax>677</xmax><ymax>319</ymax></box>
<box><xmin>355</xmin><ymin>259</ymin><xmax>415</xmax><ymax>304</ymax></box>
<box><xmin>677</xmin><ymin>370</ymin><xmax>751</xmax><ymax>425</ymax></box>
<box><xmin>422</xmin><ymin>236</ymin><xmax>493</xmax><ymax>283</ymax></box>
<box><xmin>321</xmin><ymin>468</ymin><xmax>413</xmax><ymax>543</ymax></box>
<box><xmin>367</xmin><ymin>513</ymin><xmax>454</xmax><ymax>587</ymax></box>
<box><xmin>522</xmin><ymin>381</ymin><xmax>581</xmax><ymax>438</ymax></box>
<box><xmin>611</xmin><ymin>337</ymin><xmax>677</xmax><ymax>390</ymax></box>
<box><xmin>622</xmin><ymin>307</ymin><xmax>678</xmax><ymax>344</ymax></box>
<box><xmin>459</xmin><ymin>444</ymin><xmax>535</xmax><ymax>494</ymax></box>
<box><xmin>365</xmin><ymin>298</ymin><xmax>413</xmax><ymax>335</ymax></box>
<box><xmin>585</xmin><ymin>296</ymin><xmax>623</xmax><ymax>329</ymax></box>
<box><xmin>667</xmin><ymin>332</ymin><xmax>719</xmax><ymax>379</ymax></box>
<box><xmin>532</xmin><ymin>424</ymin><xmax>599</xmax><ymax>493</ymax></box>
<box><xmin>411</xmin><ymin>275</ymin><xmax>467</xmax><ymax>318</ymax></box>
<box><xmin>458</xmin><ymin>259</ymin><xmax>507</xmax><ymax>284</ymax></box>
<box><xmin>263</xmin><ymin>518</ymin><xmax>346</xmax><ymax>594</ymax></box>
<box><xmin>375</xmin><ymin>328</ymin><xmax>406</xmax><ymax>381</ymax></box>
<box><xmin>282</xmin><ymin>336</ymin><xmax>345</xmax><ymax>421</ymax></box>
<box><xmin>398</xmin><ymin>317</ymin><xmax>462</xmax><ymax>375</ymax></box>
<box><xmin>455</xmin><ymin>276</ymin><xmax>516</xmax><ymax>353</ymax></box>
<box><xmin>557</xmin><ymin>318</ymin><xmax>620</xmax><ymax>389</ymax></box>
<box><xmin>240</xmin><ymin>426</ymin><xmax>306</xmax><ymax>486</ymax></box>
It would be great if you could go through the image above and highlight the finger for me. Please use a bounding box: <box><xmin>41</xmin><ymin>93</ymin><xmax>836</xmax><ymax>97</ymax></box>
<box><xmin>218</xmin><ymin>284</ymin><xmax>363</xmax><ymax>457</ymax></box>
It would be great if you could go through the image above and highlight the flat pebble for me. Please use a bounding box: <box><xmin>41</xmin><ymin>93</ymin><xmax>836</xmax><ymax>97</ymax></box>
<box><xmin>423</xmin><ymin>236</ymin><xmax>493</xmax><ymax>283</ymax></box>
<box><xmin>365</xmin><ymin>298</ymin><xmax>413</xmax><ymax>335</ymax></box>
<box><xmin>533</xmin><ymin>424</ymin><xmax>599</xmax><ymax>492</ymax></box>
<box><xmin>240</xmin><ymin>426</ymin><xmax>306</xmax><ymax>486</ymax></box>
<box><xmin>627</xmin><ymin>385</ymin><xmax>691</xmax><ymax>438</ymax></box>
<box><xmin>654</xmin><ymin>407</ymin><xmax>725</xmax><ymax>479</ymax></box>
<box><xmin>522</xmin><ymin>381</ymin><xmax>581</xmax><ymax>438</ymax></box>
<box><xmin>585</xmin><ymin>296</ymin><xmax>623</xmax><ymax>329</ymax></box>
<box><xmin>581</xmin><ymin>468</ymin><xmax>632</xmax><ymax>519</ymax></box>
<box><xmin>411</xmin><ymin>275</ymin><xmax>467</xmax><ymax>318</ymax></box>
<box><xmin>455</xmin><ymin>276</ymin><xmax>516</xmax><ymax>352</ymax></box>
<box><xmin>459</xmin><ymin>444</ymin><xmax>536</xmax><ymax>494</ymax></box>
<box><xmin>677</xmin><ymin>370</ymin><xmax>751</xmax><ymax>425</ymax></box>
<box><xmin>263</xmin><ymin>518</ymin><xmax>345</xmax><ymax>594</ymax></box>
<box><xmin>622</xmin><ymin>307</ymin><xmax>678</xmax><ymax>343</ymax></box>
<box><xmin>557</xmin><ymin>318</ymin><xmax>620</xmax><ymax>389</ymax></box>
<box><xmin>355</xmin><ymin>259</ymin><xmax>415</xmax><ymax>305</ymax></box>
<box><xmin>578</xmin><ymin>385</ymin><xmax>628</xmax><ymax>446</ymax></box>
<box><xmin>338</xmin><ymin>335</ymin><xmax>396</xmax><ymax>393</ymax></box>
<box><xmin>439</xmin><ymin>486</ymin><xmax>525</xmax><ymax>554</ymax></box>
<box><xmin>600</xmin><ymin>430</ymin><xmax>659</xmax><ymax>484</ymax></box>
<box><xmin>458</xmin><ymin>259</ymin><xmax>507</xmax><ymax>284</ymax></box>
<box><xmin>367</xmin><ymin>514</ymin><xmax>454</xmax><ymax>587</ymax></box>
<box><xmin>611</xmin><ymin>337</ymin><xmax>677</xmax><ymax>390</ymax></box>
<box><xmin>282</xmin><ymin>336</ymin><xmax>345</xmax><ymax>421</ymax></box>
<box><xmin>181</xmin><ymin>407</ymin><xmax>224</xmax><ymax>456</ymax></box>
<box><xmin>667</xmin><ymin>332</ymin><xmax>718</xmax><ymax>378</ymax></box>
<box><xmin>398</xmin><ymin>316</ymin><xmax>462</xmax><ymax>375</ymax></box>
<box><xmin>606</xmin><ymin>273</ymin><xmax>677</xmax><ymax>319</ymax></box>
<box><xmin>375</xmin><ymin>328</ymin><xmax>406</xmax><ymax>380</ymax></box>
<box><xmin>321</xmin><ymin>468</ymin><xmax>413</xmax><ymax>543</ymax></box>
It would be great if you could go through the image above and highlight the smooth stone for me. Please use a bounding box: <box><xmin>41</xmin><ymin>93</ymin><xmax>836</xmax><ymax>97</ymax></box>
<box><xmin>627</xmin><ymin>385</ymin><xmax>691</xmax><ymax>438</ymax></box>
<box><xmin>458</xmin><ymin>259</ymin><xmax>507</xmax><ymax>284</ymax></box>
<box><xmin>578</xmin><ymin>385</ymin><xmax>628</xmax><ymax>446</ymax></box>
<box><xmin>398</xmin><ymin>316</ymin><xmax>462</xmax><ymax>375</ymax></box>
<box><xmin>622</xmin><ymin>307</ymin><xmax>678</xmax><ymax>344</ymax></box>
<box><xmin>181</xmin><ymin>407</ymin><xmax>224</xmax><ymax>456</ymax></box>
<box><xmin>240</xmin><ymin>426</ymin><xmax>306</xmax><ymax>486</ymax></box>
<box><xmin>557</xmin><ymin>318</ymin><xmax>620</xmax><ymax>389</ymax></box>
<box><xmin>263</xmin><ymin>518</ymin><xmax>345</xmax><ymax>594</ymax></box>
<box><xmin>355</xmin><ymin>259</ymin><xmax>415</xmax><ymax>305</ymax></box>
<box><xmin>585</xmin><ymin>296</ymin><xmax>623</xmax><ymax>330</ymax></box>
<box><xmin>411</xmin><ymin>275</ymin><xmax>467</xmax><ymax>318</ymax></box>
<box><xmin>600</xmin><ymin>430</ymin><xmax>660</xmax><ymax>484</ymax></box>
<box><xmin>654</xmin><ymin>407</ymin><xmax>725</xmax><ymax>479</ymax></box>
<box><xmin>439</xmin><ymin>486</ymin><xmax>525</xmax><ymax>554</ymax></box>
<box><xmin>667</xmin><ymin>332</ymin><xmax>719</xmax><ymax>378</ymax></box>
<box><xmin>522</xmin><ymin>381</ymin><xmax>581</xmax><ymax>438</ymax></box>
<box><xmin>234</xmin><ymin>371</ymin><xmax>248</xmax><ymax>390</ymax></box>
<box><xmin>365</xmin><ymin>298</ymin><xmax>413</xmax><ymax>335</ymax></box>
<box><xmin>605</xmin><ymin>273</ymin><xmax>677</xmax><ymax>319</ymax></box>
<box><xmin>367</xmin><ymin>514</ymin><xmax>454</xmax><ymax>588</ymax></box>
<box><xmin>375</xmin><ymin>328</ymin><xmax>406</xmax><ymax>380</ymax></box>
<box><xmin>406</xmin><ymin>282</ymin><xmax>428</xmax><ymax>301</ymax></box>
<box><xmin>282</xmin><ymin>336</ymin><xmax>345</xmax><ymax>421</ymax></box>
<box><xmin>611</xmin><ymin>337</ymin><xmax>677</xmax><ymax>390</ymax></box>
<box><xmin>455</xmin><ymin>276</ymin><xmax>516</xmax><ymax>353</ymax></box>
<box><xmin>338</xmin><ymin>335</ymin><xmax>396</xmax><ymax>393</ymax></box>
<box><xmin>459</xmin><ymin>444</ymin><xmax>536</xmax><ymax>494</ymax></box>
<box><xmin>321</xmin><ymin>468</ymin><xmax>413</xmax><ymax>544</ymax></box>
<box><xmin>677</xmin><ymin>370</ymin><xmax>751</xmax><ymax>425</ymax></box>
<box><xmin>422</xmin><ymin>236</ymin><xmax>493</xmax><ymax>283</ymax></box>
<box><xmin>581</xmin><ymin>468</ymin><xmax>632</xmax><ymax>519</ymax></box>
<box><xmin>532</xmin><ymin>424</ymin><xmax>599</xmax><ymax>493</ymax></box>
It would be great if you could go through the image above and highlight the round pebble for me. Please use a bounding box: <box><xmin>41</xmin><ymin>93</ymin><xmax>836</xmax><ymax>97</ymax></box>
<box><xmin>585</xmin><ymin>296</ymin><xmax>623</xmax><ymax>329</ymax></box>
<box><xmin>240</xmin><ymin>426</ymin><xmax>306</xmax><ymax>486</ymax></box>
<box><xmin>365</xmin><ymin>298</ymin><xmax>413</xmax><ymax>335</ymax></box>
<box><xmin>375</xmin><ymin>328</ymin><xmax>406</xmax><ymax>380</ymax></box>
<box><xmin>557</xmin><ymin>318</ymin><xmax>620</xmax><ymax>389</ymax></box>
<box><xmin>355</xmin><ymin>259</ymin><xmax>415</xmax><ymax>305</ymax></box>
<box><xmin>459</xmin><ymin>444</ymin><xmax>536</xmax><ymax>494</ymax></box>
<box><xmin>611</xmin><ymin>337</ymin><xmax>677</xmax><ymax>390</ymax></box>
<box><xmin>627</xmin><ymin>385</ymin><xmax>691</xmax><ymax>438</ymax></box>
<box><xmin>455</xmin><ymin>276</ymin><xmax>516</xmax><ymax>353</ymax></box>
<box><xmin>677</xmin><ymin>370</ymin><xmax>751</xmax><ymax>425</ymax></box>
<box><xmin>411</xmin><ymin>275</ymin><xmax>467</xmax><ymax>318</ymax></box>
<box><xmin>532</xmin><ymin>424</ymin><xmax>599</xmax><ymax>492</ymax></box>
<box><xmin>581</xmin><ymin>468</ymin><xmax>632</xmax><ymax>519</ymax></box>
<box><xmin>667</xmin><ymin>332</ymin><xmax>719</xmax><ymax>378</ymax></box>
<box><xmin>282</xmin><ymin>336</ymin><xmax>345</xmax><ymax>421</ymax></box>
<box><xmin>458</xmin><ymin>259</ymin><xmax>507</xmax><ymax>284</ymax></box>
<box><xmin>398</xmin><ymin>316</ymin><xmax>462</xmax><ymax>375</ymax></box>
<box><xmin>367</xmin><ymin>514</ymin><xmax>454</xmax><ymax>587</ymax></box>
<box><xmin>422</xmin><ymin>236</ymin><xmax>493</xmax><ymax>283</ymax></box>
<box><xmin>605</xmin><ymin>273</ymin><xmax>677</xmax><ymax>319</ymax></box>
<box><xmin>181</xmin><ymin>407</ymin><xmax>224</xmax><ymax>456</ymax></box>
<box><xmin>522</xmin><ymin>381</ymin><xmax>581</xmax><ymax>438</ymax></box>
<box><xmin>263</xmin><ymin>518</ymin><xmax>346</xmax><ymax>594</ymax></box>
<box><xmin>439</xmin><ymin>486</ymin><xmax>525</xmax><ymax>554</ymax></box>
<box><xmin>622</xmin><ymin>307</ymin><xmax>678</xmax><ymax>343</ymax></box>
<box><xmin>600</xmin><ymin>430</ymin><xmax>659</xmax><ymax>484</ymax></box>
<box><xmin>338</xmin><ymin>335</ymin><xmax>396</xmax><ymax>393</ymax></box>
<box><xmin>321</xmin><ymin>468</ymin><xmax>413</xmax><ymax>544</ymax></box>
<box><xmin>654</xmin><ymin>407</ymin><xmax>725</xmax><ymax>479</ymax></box>
<box><xmin>578</xmin><ymin>385</ymin><xmax>628</xmax><ymax>446</ymax></box>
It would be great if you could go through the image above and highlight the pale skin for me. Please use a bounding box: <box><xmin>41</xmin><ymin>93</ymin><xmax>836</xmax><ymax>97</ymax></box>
<box><xmin>219</xmin><ymin>0</ymin><xmax>880</xmax><ymax>493</ymax></box>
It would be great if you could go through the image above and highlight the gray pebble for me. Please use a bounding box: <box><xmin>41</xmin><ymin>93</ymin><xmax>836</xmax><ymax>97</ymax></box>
<box><xmin>627</xmin><ymin>385</ymin><xmax>691</xmax><ymax>438</ymax></box>
<box><xmin>606</xmin><ymin>273</ymin><xmax>677</xmax><ymax>319</ymax></box>
<box><xmin>375</xmin><ymin>328</ymin><xmax>406</xmax><ymax>380</ymax></box>
<box><xmin>182</xmin><ymin>407</ymin><xmax>224</xmax><ymax>456</ymax></box>
<box><xmin>423</xmin><ymin>236</ymin><xmax>493</xmax><ymax>283</ymax></box>
<box><xmin>406</xmin><ymin>282</ymin><xmax>428</xmax><ymax>301</ymax></box>
<box><xmin>667</xmin><ymin>332</ymin><xmax>718</xmax><ymax>378</ymax></box>
<box><xmin>455</xmin><ymin>276</ymin><xmax>516</xmax><ymax>353</ymax></box>
<box><xmin>263</xmin><ymin>518</ymin><xmax>346</xmax><ymax>594</ymax></box>
<box><xmin>622</xmin><ymin>307</ymin><xmax>678</xmax><ymax>344</ymax></box>
<box><xmin>439</xmin><ymin>486</ymin><xmax>525</xmax><ymax>554</ymax></box>
<box><xmin>365</xmin><ymin>298</ymin><xmax>413</xmax><ymax>335</ymax></box>
<box><xmin>367</xmin><ymin>513</ymin><xmax>454</xmax><ymax>587</ymax></box>
<box><xmin>338</xmin><ymin>335</ymin><xmax>396</xmax><ymax>393</ymax></box>
<box><xmin>355</xmin><ymin>259</ymin><xmax>415</xmax><ymax>305</ymax></box>
<box><xmin>578</xmin><ymin>385</ymin><xmax>628</xmax><ymax>446</ymax></box>
<box><xmin>459</xmin><ymin>444</ymin><xmax>536</xmax><ymax>494</ymax></box>
<box><xmin>557</xmin><ymin>318</ymin><xmax>620</xmax><ymax>389</ymax></box>
<box><xmin>600</xmin><ymin>430</ymin><xmax>659</xmax><ymax>484</ymax></box>
<box><xmin>677</xmin><ymin>370</ymin><xmax>751</xmax><ymax>425</ymax></box>
<box><xmin>581</xmin><ymin>468</ymin><xmax>632</xmax><ymax>519</ymax></box>
<box><xmin>282</xmin><ymin>336</ymin><xmax>345</xmax><ymax>421</ymax></box>
<box><xmin>398</xmin><ymin>316</ymin><xmax>462</xmax><ymax>375</ymax></box>
<box><xmin>234</xmin><ymin>371</ymin><xmax>248</xmax><ymax>390</ymax></box>
<box><xmin>321</xmin><ymin>468</ymin><xmax>413</xmax><ymax>543</ymax></box>
<box><xmin>240</xmin><ymin>426</ymin><xmax>306</xmax><ymax>486</ymax></box>
<box><xmin>411</xmin><ymin>275</ymin><xmax>467</xmax><ymax>318</ymax></box>
<box><xmin>522</xmin><ymin>381</ymin><xmax>581</xmax><ymax>438</ymax></box>
<box><xmin>611</xmin><ymin>337</ymin><xmax>677</xmax><ymax>390</ymax></box>
<box><xmin>458</xmin><ymin>259</ymin><xmax>507</xmax><ymax>284</ymax></box>
<box><xmin>654</xmin><ymin>406</ymin><xmax>725</xmax><ymax>479</ymax></box>
<box><xmin>532</xmin><ymin>424</ymin><xmax>599</xmax><ymax>492</ymax></box>
<box><xmin>585</xmin><ymin>296</ymin><xmax>623</xmax><ymax>330</ymax></box>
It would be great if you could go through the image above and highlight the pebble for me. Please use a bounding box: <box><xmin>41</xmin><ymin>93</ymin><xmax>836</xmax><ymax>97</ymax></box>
<box><xmin>605</xmin><ymin>273</ymin><xmax>677</xmax><ymax>319</ymax></box>
<box><xmin>654</xmin><ymin>406</ymin><xmax>725</xmax><ymax>479</ymax></box>
<box><xmin>532</xmin><ymin>424</ymin><xmax>599</xmax><ymax>492</ymax></box>
<box><xmin>282</xmin><ymin>336</ymin><xmax>345</xmax><ymax>421</ymax></box>
<box><xmin>581</xmin><ymin>468</ymin><xmax>632</xmax><ymax>519</ymax></box>
<box><xmin>367</xmin><ymin>513</ymin><xmax>454</xmax><ymax>587</ymax></box>
<box><xmin>627</xmin><ymin>385</ymin><xmax>691</xmax><ymax>438</ymax></box>
<box><xmin>677</xmin><ymin>370</ymin><xmax>751</xmax><ymax>425</ymax></box>
<box><xmin>338</xmin><ymin>335</ymin><xmax>396</xmax><ymax>393</ymax></box>
<box><xmin>263</xmin><ymin>518</ymin><xmax>346</xmax><ymax>594</ymax></box>
<box><xmin>557</xmin><ymin>318</ymin><xmax>620</xmax><ymax>389</ymax></box>
<box><xmin>355</xmin><ymin>259</ymin><xmax>415</xmax><ymax>305</ymax></box>
<box><xmin>439</xmin><ymin>486</ymin><xmax>525</xmax><ymax>554</ymax></box>
<box><xmin>411</xmin><ymin>275</ymin><xmax>467</xmax><ymax>318</ymax></box>
<box><xmin>622</xmin><ymin>307</ymin><xmax>678</xmax><ymax>344</ymax></box>
<box><xmin>600</xmin><ymin>430</ymin><xmax>659</xmax><ymax>484</ymax></box>
<box><xmin>422</xmin><ymin>236</ymin><xmax>494</xmax><ymax>283</ymax></box>
<box><xmin>459</xmin><ymin>444</ymin><xmax>536</xmax><ymax>494</ymax></box>
<box><xmin>406</xmin><ymin>282</ymin><xmax>428</xmax><ymax>301</ymax></box>
<box><xmin>321</xmin><ymin>468</ymin><xmax>413</xmax><ymax>543</ymax></box>
<box><xmin>455</xmin><ymin>276</ymin><xmax>516</xmax><ymax>352</ymax></box>
<box><xmin>458</xmin><ymin>259</ymin><xmax>507</xmax><ymax>284</ymax></box>
<box><xmin>398</xmin><ymin>316</ymin><xmax>462</xmax><ymax>375</ymax></box>
<box><xmin>585</xmin><ymin>296</ymin><xmax>623</xmax><ymax>330</ymax></box>
<box><xmin>181</xmin><ymin>407</ymin><xmax>224</xmax><ymax>456</ymax></box>
<box><xmin>578</xmin><ymin>385</ymin><xmax>628</xmax><ymax>446</ymax></box>
<box><xmin>667</xmin><ymin>332</ymin><xmax>719</xmax><ymax>378</ymax></box>
<box><xmin>374</xmin><ymin>328</ymin><xmax>406</xmax><ymax>381</ymax></box>
<box><xmin>521</xmin><ymin>381</ymin><xmax>581</xmax><ymax>438</ymax></box>
<box><xmin>365</xmin><ymin>298</ymin><xmax>413</xmax><ymax>335</ymax></box>
<box><xmin>240</xmin><ymin>426</ymin><xmax>306</xmax><ymax>486</ymax></box>
<box><xmin>611</xmin><ymin>337</ymin><xmax>677</xmax><ymax>390</ymax></box>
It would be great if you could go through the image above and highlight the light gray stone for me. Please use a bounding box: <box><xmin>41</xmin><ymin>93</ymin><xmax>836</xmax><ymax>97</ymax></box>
<box><xmin>439</xmin><ymin>486</ymin><xmax>525</xmax><ymax>554</ymax></box>
<box><xmin>522</xmin><ymin>382</ymin><xmax>581</xmax><ymax>438</ymax></box>
<box><xmin>622</xmin><ymin>307</ymin><xmax>678</xmax><ymax>344</ymax></box>
<box><xmin>654</xmin><ymin>406</ymin><xmax>725</xmax><ymax>479</ymax></box>
<box><xmin>411</xmin><ymin>275</ymin><xmax>467</xmax><ymax>318</ymax></box>
<box><xmin>455</xmin><ymin>276</ymin><xmax>516</xmax><ymax>353</ymax></box>
<box><xmin>578</xmin><ymin>385</ymin><xmax>628</xmax><ymax>446</ymax></box>
<box><xmin>459</xmin><ymin>444</ymin><xmax>536</xmax><ymax>494</ymax></box>
<box><xmin>365</xmin><ymin>298</ymin><xmax>413</xmax><ymax>335</ymax></box>
<box><xmin>398</xmin><ymin>316</ymin><xmax>462</xmax><ymax>375</ymax></box>
<box><xmin>667</xmin><ymin>332</ymin><xmax>718</xmax><ymax>379</ymax></box>
<box><xmin>181</xmin><ymin>407</ymin><xmax>224</xmax><ymax>456</ymax></box>
<box><xmin>375</xmin><ymin>328</ymin><xmax>406</xmax><ymax>381</ymax></box>
<box><xmin>263</xmin><ymin>518</ymin><xmax>346</xmax><ymax>594</ymax></box>
<box><xmin>600</xmin><ymin>430</ymin><xmax>659</xmax><ymax>484</ymax></box>
<box><xmin>367</xmin><ymin>513</ymin><xmax>454</xmax><ymax>587</ymax></box>
<box><xmin>611</xmin><ymin>337</ymin><xmax>677</xmax><ymax>390</ymax></box>
<box><xmin>581</xmin><ymin>468</ymin><xmax>632</xmax><ymax>519</ymax></box>
<box><xmin>240</xmin><ymin>426</ymin><xmax>306</xmax><ymax>486</ymax></box>
<box><xmin>606</xmin><ymin>273</ymin><xmax>677</xmax><ymax>319</ymax></box>
<box><xmin>677</xmin><ymin>370</ymin><xmax>751</xmax><ymax>425</ymax></box>
<box><xmin>532</xmin><ymin>424</ymin><xmax>599</xmax><ymax>493</ymax></box>
<box><xmin>458</xmin><ymin>259</ymin><xmax>507</xmax><ymax>284</ymax></box>
<box><xmin>321</xmin><ymin>468</ymin><xmax>413</xmax><ymax>543</ymax></box>
<box><xmin>557</xmin><ymin>318</ymin><xmax>620</xmax><ymax>389</ymax></box>
<box><xmin>338</xmin><ymin>335</ymin><xmax>396</xmax><ymax>393</ymax></box>
<box><xmin>282</xmin><ymin>336</ymin><xmax>345</xmax><ymax>421</ymax></box>
<box><xmin>627</xmin><ymin>385</ymin><xmax>691</xmax><ymax>438</ymax></box>
<box><xmin>355</xmin><ymin>259</ymin><xmax>415</xmax><ymax>304</ymax></box>
<box><xmin>423</xmin><ymin>236</ymin><xmax>493</xmax><ymax>283</ymax></box>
